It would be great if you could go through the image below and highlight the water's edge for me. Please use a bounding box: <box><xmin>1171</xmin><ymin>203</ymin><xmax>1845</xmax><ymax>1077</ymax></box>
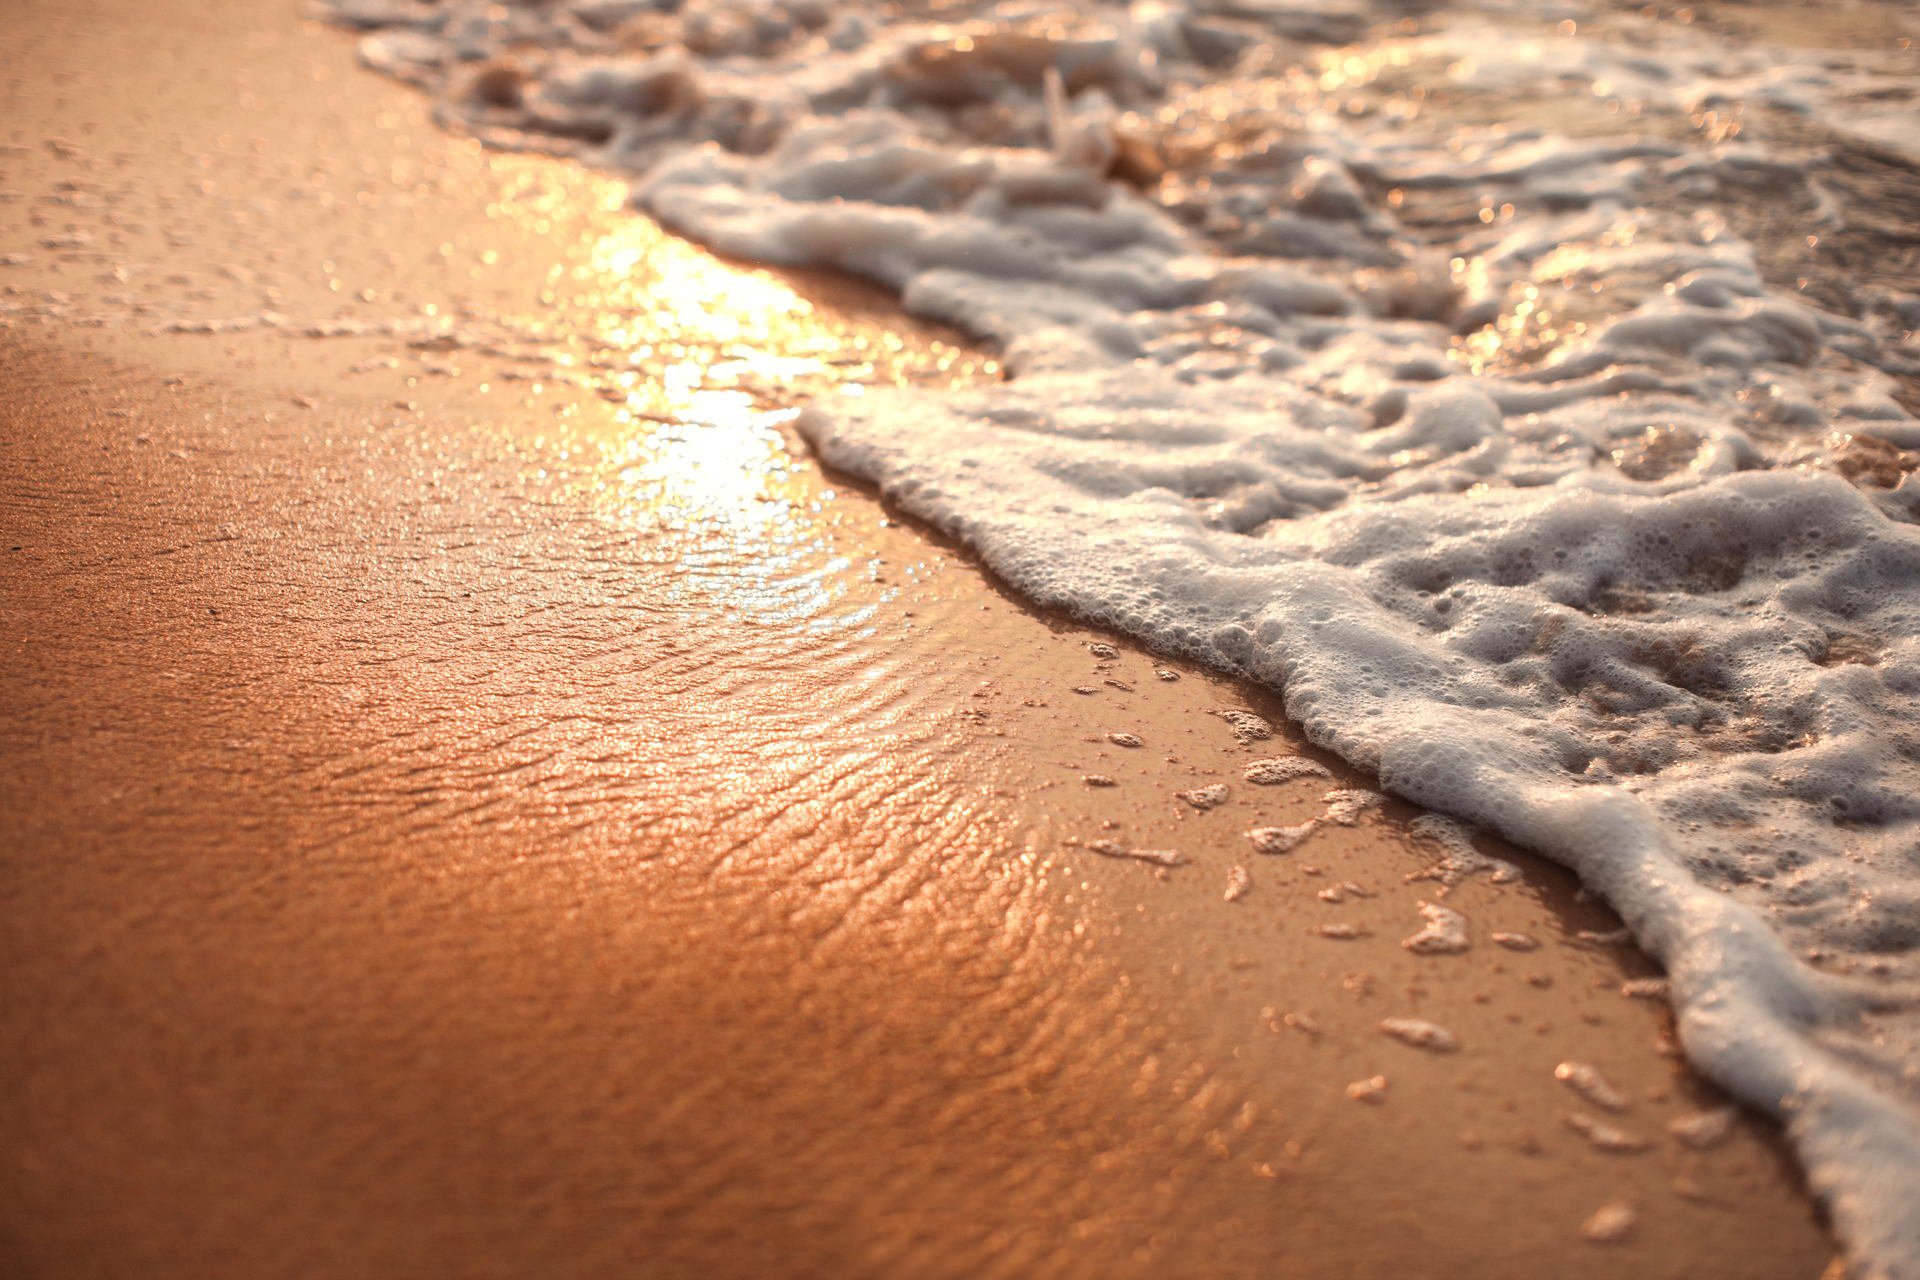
<box><xmin>319</xmin><ymin>1</ymin><xmax>1920</xmax><ymax>1272</ymax></box>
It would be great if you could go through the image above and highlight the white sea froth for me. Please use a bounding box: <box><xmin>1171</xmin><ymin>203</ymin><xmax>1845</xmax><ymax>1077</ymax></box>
<box><xmin>323</xmin><ymin>0</ymin><xmax>1920</xmax><ymax>1273</ymax></box>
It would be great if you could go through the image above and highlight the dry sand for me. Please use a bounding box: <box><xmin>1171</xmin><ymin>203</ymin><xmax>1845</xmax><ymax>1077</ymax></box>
<box><xmin>0</xmin><ymin>1</ymin><xmax>1842</xmax><ymax>1276</ymax></box>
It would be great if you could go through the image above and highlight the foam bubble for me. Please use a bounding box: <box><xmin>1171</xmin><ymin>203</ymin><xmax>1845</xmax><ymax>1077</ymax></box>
<box><xmin>1402</xmin><ymin>901</ymin><xmax>1470</xmax><ymax>956</ymax></box>
<box><xmin>1242</xmin><ymin>756</ymin><xmax>1331</xmax><ymax>785</ymax></box>
<box><xmin>1668</xmin><ymin>1107</ymin><xmax>1736</xmax><ymax>1151</ymax></box>
<box><xmin>1247</xmin><ymin>822</ymin><xmax>1318</xmax><ymax>856</ymax></box>
<box><xmin>1555</xmin><ymin>1061</ymin><xmax>1630</xmax><ymax>1113</ymax></box>
<box><xmin>1564</xmin><ymin>1112</ymin><xmax>1650</xmax><ymax>1154</ymax></box>
<box><xmin>1379</xmin><ymin>1017</ymin><xmax>1460</xmax><ymax>1053</ymax></box>
<box><xmin>1177</xmin><ymin>783</ymin><xmax>1230</xmax><ymax>810</ymax></box>
<box><xmin>1087</xmin><ymin>838</ymin><xmax>1184</xmax><ymax>868</ymax></box>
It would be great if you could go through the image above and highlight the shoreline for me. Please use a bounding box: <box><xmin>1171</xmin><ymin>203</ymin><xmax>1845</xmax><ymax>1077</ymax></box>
<box><xmin>0</xmin><ymin>1</ymin><xmax>1844</xmax><ymax>1276</ymax></box>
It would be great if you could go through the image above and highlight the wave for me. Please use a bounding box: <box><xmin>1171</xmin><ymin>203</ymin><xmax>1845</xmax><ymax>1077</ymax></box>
<box><xmin>321</xmin><ymin>0</ymin><xmax>1920</xmax><ymax>1272</ymax></box>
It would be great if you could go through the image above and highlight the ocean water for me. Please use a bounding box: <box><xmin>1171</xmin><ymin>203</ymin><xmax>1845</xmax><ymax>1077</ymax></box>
<box><xmin>321</xmin><ymin>0</ymin><xmax>1920</xmax><ymax>1272</ymax></box>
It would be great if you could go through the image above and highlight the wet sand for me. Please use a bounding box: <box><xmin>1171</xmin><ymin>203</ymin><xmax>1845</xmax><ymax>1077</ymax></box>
<box><xmin>0</xmin><ymin>1</ymin><xmax>1842</xmax><ymax>1276</ymax></box>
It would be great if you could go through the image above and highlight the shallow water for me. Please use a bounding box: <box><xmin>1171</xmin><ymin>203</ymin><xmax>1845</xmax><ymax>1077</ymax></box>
<box><xmin>320</xmin><ymin>1</ymin><xmax>1920</xmax><ymax>1273</ymax></box>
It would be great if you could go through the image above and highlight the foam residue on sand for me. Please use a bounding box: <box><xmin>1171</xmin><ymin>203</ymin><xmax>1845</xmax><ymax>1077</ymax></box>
<box><xmin>322</xmin><ymin>1</ymin><xmax>1920</xmax><ymax>1273</ymax></box>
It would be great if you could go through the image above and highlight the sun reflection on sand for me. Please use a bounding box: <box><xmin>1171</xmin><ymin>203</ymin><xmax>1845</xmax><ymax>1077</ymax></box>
<box><xmin>582</xmin><ymin>396</ymin><xmax>880</xmax><ymax>629</ymax></box>
<box><xmin>450</xmin><ymin>147</ymin><xmax>1014</xmax><ymax>636</ymax></box>
<box><xmin>610</xmin><ymin>400</ymin><xmax>794</xmax><ymax>525</ymax></box>
<box><xmin>595</xmin><ymin>229</ymin><xmax>809</xmax><ymax>328</ymax></box>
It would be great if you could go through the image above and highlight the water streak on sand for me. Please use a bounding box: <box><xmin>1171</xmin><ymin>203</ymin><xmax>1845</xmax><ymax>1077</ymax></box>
<box><xmin>321</xmin><ymin>0</ymin><xmax>1920</xmax><ymax>1273</ymax></box>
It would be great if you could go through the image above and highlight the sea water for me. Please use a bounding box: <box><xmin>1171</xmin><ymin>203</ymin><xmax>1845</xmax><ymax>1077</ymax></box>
<box><xmin>321</xmin><ymin>1</ymin><xmax>1920</xmax><ymax>1272</ymax></box>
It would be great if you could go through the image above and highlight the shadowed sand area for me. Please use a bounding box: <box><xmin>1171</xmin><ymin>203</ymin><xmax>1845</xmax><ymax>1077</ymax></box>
<box><xmin>0</xmin><ymin>1</ymin><xmax>1842</xmax><ymax>1276</ymax></box>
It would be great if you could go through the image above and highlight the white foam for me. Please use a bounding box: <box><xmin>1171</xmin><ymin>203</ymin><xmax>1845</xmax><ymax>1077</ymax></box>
<box><xmin>1177</xmin><ymin>782</ymin><xmax>1230</xmax><ymax>809</ymax></box>
<box><xmin>1379</xmin><ymin>1017</ymin><xmax>1460</xmax><ymax>1053</ymax></box>
<box><xmin>326</xmin><ymin>0</ymin><xmax>1920</xmax><ymax>1272</ymax></box>
<box><xmin>1564</xmin><ymin>1111</ymin><xmax>1651</xmax><ymax>1153</ymax></box>
<box><xmin>1247</xmin><ymin>821</ymin><xmax>1317</xmax><ymax>856</ymax></box>
<box><xmin>1087</xmin><ymin>837</ymin><xmax>1184</xmax><ymax>868</ymax></box>
<box><xmin>1242</xmin><ymin>755</ymin><xmax>1330</xmax><ymax>785</ymax></box>
<box><xmin>1556</xmin><ymin>1060</ymin><xmax>1630</xmax><ymax>1113</ymax></box>
<box><xmin>1402</xmin><ymin>900</ymin><xmax>1471</xmax><ymax>956</ymax></box>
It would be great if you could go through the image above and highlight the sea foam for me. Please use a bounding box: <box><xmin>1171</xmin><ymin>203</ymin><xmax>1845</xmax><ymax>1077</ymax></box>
<box><xmin>322</xmin><ymin>0</ymin><xmax>1920</xmax><ymax>1272</ymax></box>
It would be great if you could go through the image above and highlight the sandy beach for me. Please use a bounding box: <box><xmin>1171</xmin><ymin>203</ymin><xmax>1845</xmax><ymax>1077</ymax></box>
<box><xmin>0</xmin><ymin>1</ymin><xmax>1853</xmax><ymax>1276</ymax></box>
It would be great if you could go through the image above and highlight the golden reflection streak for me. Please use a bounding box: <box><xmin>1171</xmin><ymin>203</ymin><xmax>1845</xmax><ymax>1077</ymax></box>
<box><xmin>477</xmin><ymin>153</ymin><xmax>1003</xmax><ymax>630</ymax></box>
<box><xmin>533</xmin><ymin>209</ymin><xmax>899</xmax><ymax>624</ymax></box>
